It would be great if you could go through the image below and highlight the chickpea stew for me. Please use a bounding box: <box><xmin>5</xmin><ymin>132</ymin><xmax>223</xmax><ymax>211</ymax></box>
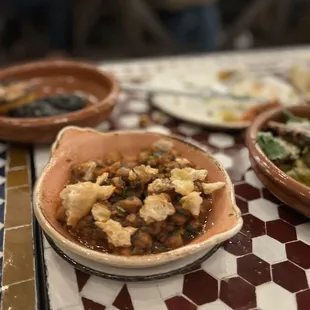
<box><xmin>57</xmin><ymin>139</ymin><xmax>225</xmax><ymax>256</ymax></box>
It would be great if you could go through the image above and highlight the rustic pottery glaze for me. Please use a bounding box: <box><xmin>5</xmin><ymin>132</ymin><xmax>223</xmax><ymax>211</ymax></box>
<box><xmin>0</xmin><ymin>60</ymin><xmax>119</xmax><ymax>143</ymax></box>
<box><xmin>34</xmin><ymin>127</ymin><xmax>242</xmax><ymax>268</ymax></box>
<box><xmin>246</xmin><ymin>105</ymin><xmax>310</xmax><ymax>217</ymax></box>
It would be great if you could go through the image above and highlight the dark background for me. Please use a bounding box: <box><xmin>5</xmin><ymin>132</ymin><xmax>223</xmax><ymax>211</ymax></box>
<box><xmin>0</xmin><ymin>0</ymin><xmax>309</xmax><ymax>64</ymax></box>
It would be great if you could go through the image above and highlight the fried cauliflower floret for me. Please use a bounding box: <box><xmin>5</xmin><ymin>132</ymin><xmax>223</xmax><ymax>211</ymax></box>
<box><xmin>60</xmin><ymin>182</ymin><xmax>115</xmax><ymax>227</ymax></box>
<box><xmin>91</xmin><ymin>202</ymin><xmax>111</xmax><ymax>222</ymax></box>
<box><xmin>170</xmin><ymin>168</ymin><xmax>208</xmax><ymax>195</ymax></box>
<box><xmin>130</xmin><ymin>165</ymin><xmax>159</xmax><ymax>183</ymax></box>
<box><xmin>96</xmin><ymin>172</ymin><xmax>109</xmax><ymax>185</ymax></box>
<box><xmin>172</xmin><ymin>180</ymin><xmax>194</xmax><ymax>196</ymax></box>
<box><xmin>180</xmin><ymin>192</ymin><xmax>203</xmax><ymax>217</ymax></box>
<box><xmin>148</xmin><ymin>178</ymin><xmax>173</xmax><ymax>193</ymax></box>
<box><xmin>171</xmin><ymin>168</ymin><xmax>208</xmax><ymax>181</ymax></box>
<box><xmin>175</xmin><ymin>157</ymin><xmax>191</xmax><ymax>167</ymax></box>
<box><xmin>153</xmin><ymin>139</ymin><xmax>173</xmax><ymax>152</ymax></box>
<box><xmin>96</xmin><ymin>219</ymin><xmax>137</xmax><ymax>247</ymax></box>
<box><xmin>202</xmin><ymin>182</ymin><xmax>225</xmax><ymax>194</ymax></box>
<box><xmin>139</xmin><ymin>193</ymin><xmax>175</xmax><ymax>223</ymax></box>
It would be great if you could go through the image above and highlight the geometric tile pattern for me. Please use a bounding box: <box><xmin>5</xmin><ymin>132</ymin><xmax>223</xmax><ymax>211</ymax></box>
<box><xmin>33</xmin><ymin>89</ymin><xmax>310</xmax><ymax>310</ymax></box>
<box><xmin>29</xmin><ymin>47</ymin><xmax>310</xmax><ymax>310</ymax></box>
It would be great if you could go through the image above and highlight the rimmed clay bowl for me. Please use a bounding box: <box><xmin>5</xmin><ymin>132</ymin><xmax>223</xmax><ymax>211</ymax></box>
<box><xmin>0</xmin><ymin>60</ymin><xmax>119</xmax><ymax>143</ymax></box>
<box><xmin>34</xmin><ymin>127</ymin><xmax>243</xmax><ymax>268</ymax></box>
<box><xmin>246</xmin><ymin>105</ymin><xmax>310</xmax><ymax>217</ymax></box>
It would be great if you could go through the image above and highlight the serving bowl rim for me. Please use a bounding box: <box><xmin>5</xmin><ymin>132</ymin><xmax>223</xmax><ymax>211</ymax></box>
<box><xmin>34</xmin><ymin>126</ymin><xmax>243</xmax><ymax>267</ymax></box>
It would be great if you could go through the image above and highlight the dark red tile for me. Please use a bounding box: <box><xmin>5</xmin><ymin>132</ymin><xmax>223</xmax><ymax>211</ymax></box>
<box><xmin>75</xmin><ymin>269</ymin><xmax>91</xmax><ymax>291</ymax></box>
<box><xmin>220</xmin><ymin>277</ymin><xmax>256</xmax><ymax>310</ymax></box>
<box><xmin>165</xmin><ymin>296</ymin><xmax>197</xmax><ymax>310</ymax></box>
<box><xmin>241</xmin><ymin>214</ymin><xmax>266</xmax><ymax>238</ymax></box>
<box><xmin>113</xmin><ymin>285</ymin><xmax>133</xmax><ymax>310</ymax></box>
<box><xmin>192</xmin><ymin>132</ymin><xmax>209</xmax><ymax>141</ymax></box>
<box><xmin>223</xmin><ymin>232</ymin><xmax>252</xmax><ymax>256</ymax></box>
<box><xmin>183</xmin><ymin>270</ymin><xmax>218</xmax><ymax>305</ymax></box>
<box><xmin>278</xmin><ymin>205</ymin><xmax>309</xmax><ymax>226</ymax></box>
<box><xmin>237</xmin><ymin>254</ymin><xmax>271</xmax><ymax>286</ymax></box>
<box><xmin>272</xmin><ymin>261</ymin><xmax>308</xmax><ymax>293</ymax></box>
<box><xmin>262</xmin><ymin>189</ymin><xmax>281</xmax><ymax>204</ymax></box>
<box><xmin>286</xmin><ymin>241</ymin><xmax>310</xmax><ymax>269</ymax></box>
<box><xmin>266</xmin><ymin>220</ymin><xmax>297</xmax><ymax>243</ymax></box>
<box><xmin>82</xmin><ymin>297</ymin><xmax>105</xmax><ymax>310</ymax></box>
<box><xmin>236</xmin><ymin>197</ymin><xmax>248</xmax><ymax>214</ymax></box>
<box><xmin>297</xmin><ymin>290</ymin><xmax>310</xmax><ymax>310</ymax></box>
<box><xmin>234</xmin><ymin>183</ymin><xmax>260</xmax><ymax>201</ymax></box>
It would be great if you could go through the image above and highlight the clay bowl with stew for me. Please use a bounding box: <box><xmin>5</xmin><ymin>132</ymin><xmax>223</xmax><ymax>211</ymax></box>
<box><xmin>34</xmin><ymin>127</ymin><xmax>242</xmax><ymax>268</ymax></box>
<box><xmin>0</xmin><ymin>60</ymin><xmax>119</xmax><ymax>143</ymax></box>
<box><xmin>246</xmin><ymin>105</ymin><xmax>310</xmax><ymax>217</ymax></box>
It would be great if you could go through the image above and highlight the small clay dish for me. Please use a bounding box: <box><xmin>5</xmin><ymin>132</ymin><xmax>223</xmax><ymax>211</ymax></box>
<box><xmin>0</xmin><ymin>60</ymin><xmax>119</xmax><ymax>143</ymax></box>
<box><xmin>246</xmin><ymin>105</ymin><xmax>310</xmax><ymax>217</ymax></box>
<box><xmin>34</xmin><ymin>127</ymin><xmax>242</xmax><ymax>268</ymax></box>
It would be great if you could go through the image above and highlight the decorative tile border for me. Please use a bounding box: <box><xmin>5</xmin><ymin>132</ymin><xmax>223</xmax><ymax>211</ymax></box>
<box><xmin>1</xmin><ymin>145</ymin><xmax>36</xmax><ymax>310</ymax></box>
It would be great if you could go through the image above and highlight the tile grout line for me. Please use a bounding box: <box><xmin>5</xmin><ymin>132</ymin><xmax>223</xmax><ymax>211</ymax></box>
<box><xmin>7</xmin><ymin>165</ymin><xmax>28</xmax><ymax>172</ymax></box>
<box><xmin>5</xmin><ymin>224</ymin><xmax>31</xmax><ymax>231</ymax></box>
<box><xmin>0</xmin><ymin>277</ymin><xmax>35</xmax><ymax>292</ymax></box>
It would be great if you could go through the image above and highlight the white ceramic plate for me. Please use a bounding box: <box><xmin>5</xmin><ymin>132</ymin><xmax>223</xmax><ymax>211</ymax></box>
<box><xmin>148</xmin><ymin>70</ymin><xmax>301</xmax><ymax>129</ymax></box>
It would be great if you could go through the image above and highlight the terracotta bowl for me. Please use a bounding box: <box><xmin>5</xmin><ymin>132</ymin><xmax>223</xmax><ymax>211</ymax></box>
<box><xmin>34</xmin><ymin>127</ymin><xmax>242</xmax><ymax>268</ymax></box>
<box><xmin>246</xmin><ymin>105</ymin><xmax>310</xmax><ymax>217</ymax></box>
<box><xmin>0</xmin><ymin>60</ymin><xmax>119</xmax><ymax>143</ymax></box>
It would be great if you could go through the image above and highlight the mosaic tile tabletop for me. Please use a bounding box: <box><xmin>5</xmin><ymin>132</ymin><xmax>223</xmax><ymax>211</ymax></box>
<box><xmin>2</xmin><ymin>47</ymin><xmax>310</xmax><ymax>310</ymax></box>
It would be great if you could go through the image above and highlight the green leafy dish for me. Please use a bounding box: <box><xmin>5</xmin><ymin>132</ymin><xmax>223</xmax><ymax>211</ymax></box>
<box><xmin>256</xmin><ymin>110</ymin><xmax>310</xmax><ymax>187</ymax></box>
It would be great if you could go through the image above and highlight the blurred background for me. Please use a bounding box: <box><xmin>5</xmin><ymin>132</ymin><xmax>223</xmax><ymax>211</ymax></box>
<box><xmin>0</xmin><ymin>0</ymin><xmax>309</xmax><ymax>64</ymax></box>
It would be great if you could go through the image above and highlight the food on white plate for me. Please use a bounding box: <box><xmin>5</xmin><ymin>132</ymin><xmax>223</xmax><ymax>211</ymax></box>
<box><xmin>149</xmin><ymin>69</ymin><xmax>300</xmax><ymax>126</ymax></box>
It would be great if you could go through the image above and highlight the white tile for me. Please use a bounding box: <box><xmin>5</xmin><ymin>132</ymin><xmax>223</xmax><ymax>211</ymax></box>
<box><xmin>199</xmin><ymin>299</ymin><xmax>232</xmax><ymax>310</ymax></box>
<box><xmin>157</xmin><ymin>275</ymin><xmax>183</xmax><ymax>300</ymax></box>
<box><xmin>0</xmin><ymin>158</ymin><xmax>5</xmax><ymax>168</ymax></box>
<box><xmin>177</xmin><ymin>124</ymin><xmax>201</xmax><ymax>136</ymax></box>
<box><xmin>208</xmin><ymin>133</ymin><xmax>234</xmax><ymax>149</ymax></box>
<box><xmin>57</xmin><ymin>302</ymin><xmax>84</xmax><ymax>310</ymax></box>
<box><xmin>257</xmin><ymin>282</ymin><xmax>297</xmax><ymax>310</ymax></box>
<box><xmin>253</xmin><ymin>235</ymin><xmax>286</xmax><ymax>264</ymax></box>
<box><xmin>105</xmin><ymin>306</ymin><xmax>118</xmax><ymax>310</ymax></box>
<box><xmin>95</xmin><ymin>121</ymin><xmax>111</xmax><ymax>132</ymax></box>
<box><xmin>296</xmin><ymin>223</ymin><xmax>310</xmax><ymax>245</ymax></box>
<box><xmin>0</xmin><ymin>222</ymin><xmax>4</xmax><ymax>230</ymax></box>
<box><xmin>244</xmin><ymin>170</ymin><xmax>264</xmax><ymax>189</ymax></box>
<box><xmin>306</xmin><ymin>269</ymin><xmax>310</xmax><ymax>287</ymax></box>
<box><xmin>43</xmin><ymin>236</ymin><xmax>51</xmax><ymax>249</ymax></box>
<box><xmin>118</xmin><ymin>91</ymin><xmax>128</xmax><ymax>102</ymax></box>
<box><xmin>44</xmin><ymin>249</ymin><xmax>80</xmax><ymax>309</ymax></box>
<box><xmin>212</xmin><ymin>153</ymin><xmax>233</xmax><ymax>169</ymax></box>
<box><xmin>306</xmin><ymin>269</ymin><xmax>310</xmax><ymax>286</ymax></box>
<box><xmin>0</xmin><ymin>198</ymin><xmax>4</xmax><ymax>205</ymax></box>
<box><xmin>128</xmin><ymin>282</ymin><xmax>167</xmax><ymax>310</ymax></box>
<box><xmin>127</xmin><ymin>99</ymin><xmax>150</xmax><ymax>113</ymax></box>
<box><xmin>34</xmin><ymin>146</ymin><xmax>51</xmax><ymax>177</ymax></box>
<box><xmin>81</xmin><ymin>276</ymin><xmax>122</xmax><ymax>307</ymax></box>
<box><xmin>146</xmin><ymin>125</ymin><xmax>171</xmax><ymax>135</ymax></box>
<box><xmin>248</xmin><ymin>198</ymin><xmax>279</xmax><ymax>222</ymax></box>
<box><xmin>0</xmin><ymin>176</ymin><xmax>5</xmax><ymax>185</ymax></box>
<box><xmin>118</xmin><ymin>114</ymin><xmax>140</xmax><ymax>128</ymax></box>
<box><xmin>202</xmin><ymin>248</ymin><xmax>237</xmax><ymax>279</ymax></box>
